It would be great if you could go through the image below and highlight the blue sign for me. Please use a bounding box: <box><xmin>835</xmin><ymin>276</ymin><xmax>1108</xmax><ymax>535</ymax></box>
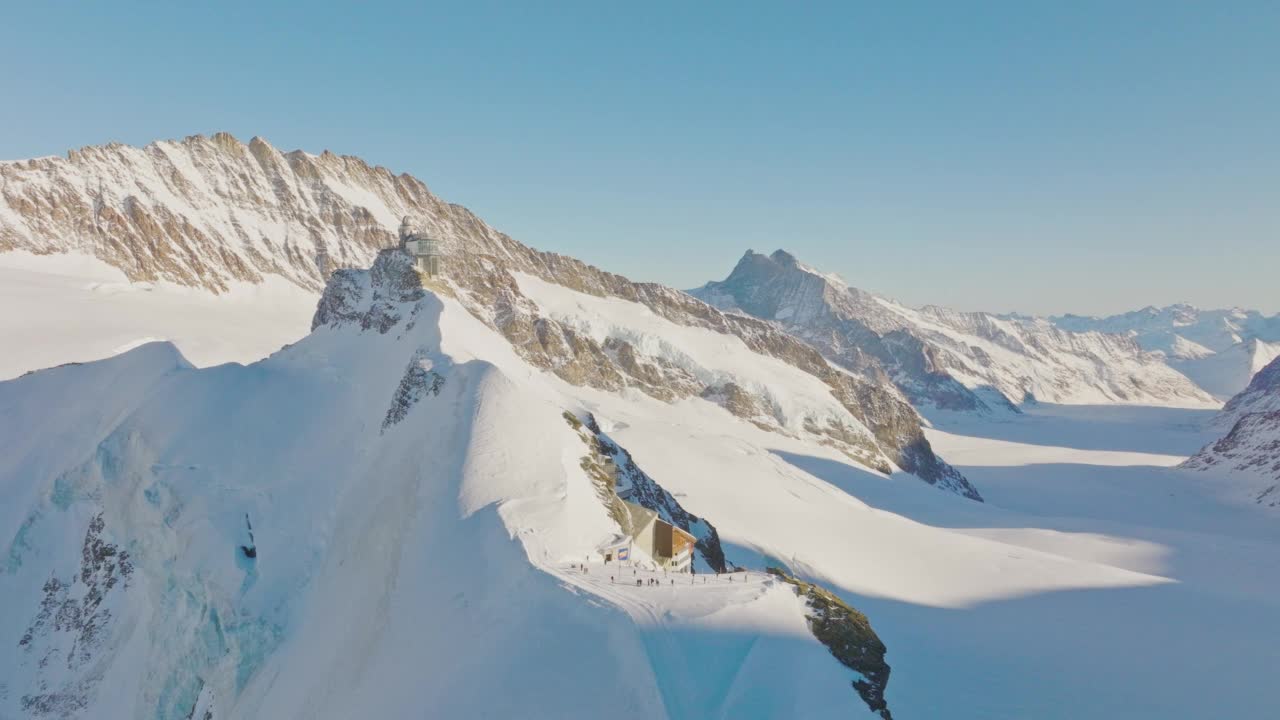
<box><xmin>617</xmin><ymin>547</ymin><xmax>630</xmax><ymax>561</ymax></box>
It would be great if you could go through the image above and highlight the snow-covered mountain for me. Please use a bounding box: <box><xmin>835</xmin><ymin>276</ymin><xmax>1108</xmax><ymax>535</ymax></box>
<box><xmin>0</xmin><ymin>250</ymin><xmax>317</xmax><ymax>381</ymax></box>
<box><xmin>0</xmin><ymin>133</ymin><xmax>408</xmax><ymax>379</ymax></box>
<box><xmin>1053</xmin><ymin>303</ymin><xmax>1280</xmax><ymax>356</ymax></box>
<box><xmin>0</xmin><ymin>135</ymin><xmax>988</xmax><ymax>717</ymax></box>
<box><xmin>5</xmin><ymin>247</ymin><xmax>1138</xmax><ymax>719</ymax></box>
<box><xmin>1182</xmin><ymin>419</ymin><xmax>1280</xmax><ymax>511</ymax></box>
<box><xmin>0</xmin><ymin>267</ymin><xmax>895</xmax><ymax>718</ymax></box>
<box><xmin>1170</xmin><ymin>337</ymin><xmax>1280</xmax><ymax>402</ymax></box>
<box><xmin>1182</xmin><ymin>411</ymin><xmax>1280</xmax><ymax>508</ymax></box>
<box><xmin>1053</xmin><ymin>304</ymin><xmax>1280</xmax><ymax>398</ymax></box>
<box><xmin>1</xmin><ymin>133</ymin><xmax>399</xmax><ymax>293</ymax></box>
<box><xmin>1216</xmin><ymin>354</ymin><xmax>1280</xmax><ymax>426</ymax></box>
<box><xmin>691</xmin><ymin>250</ymin><xmax>1216</xmax><ymax>413</ymax></box>
<box><xmin>5</xmin><ymin>135</ymin><xmax>1280</xmax><ymax>719</ymax></box>
<box><xmin>1181</xmin><ymin>357</ymin><xmax>1280</xmax><ymax>509</ymax></box>
<box><xmin>0</xmin><ymin>135</ymin><xmax>973</xmax><ymax>500</ymax></box>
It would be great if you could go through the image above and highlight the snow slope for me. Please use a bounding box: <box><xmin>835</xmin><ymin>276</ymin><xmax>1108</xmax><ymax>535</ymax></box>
<box><xmin>1053</xmin><ymin>303</ymin><xmax>1280</xmax><ymax>356</ymax></box>
<box><xmin>0</xmin><ymin>134</ymin><xmax>402</xmax><ymax>293</ymax></box>
<box><xmin>911</xmin><ymin>404</ymin><xmax>1279</xmax><ymax>718</ymax></box>
<box><xmin>1054</xmin><ymin>304</ymin><xmax>1280</xmax><ymax>397</ymax></box>
<box><xmin>3</xmin><ymin>135</ymin><xmax>1277</xmax><ymax>718</ymax></box>
<box><xmin>1171</xmin><ymin>337</ymin><xmax>1280</xmax><ymax>401</ymax></box>
<box><xmin>9</xmin><ymin>248</ymin><xmax>1273</xmax><ymax>718</ymax></box>
<box><xmin>2</xmin><ymin>135</ymin><xmax>967</xmax><ymax>500</ymax></box>
<box><xmin>1180</xmin><ymin>356</ymin><xmax>1280</xmax><ymax>509</ymax></box>
<box><xmin>0</xmin><ymin>268</ymin><xmax>881</xmax><ymax>718</ymax></box>
<box><xmin>0</xmin><ymin>251</ymin><xmax>316</xmax><ymax>381</ymax></box>
<box><xmin>4</xmin><ymin>251</ymin><xmax>929</xmax><ymax>719</ymax></box>
<box><xmin>1216</xmin><ymin>354</ymin><xmax>1280</xmax><ymax>426</ymax></box>
<box><xmin>693</xmin><ymin>250</ymin><xmax>1216</xmax><ymax>411</ymax></box>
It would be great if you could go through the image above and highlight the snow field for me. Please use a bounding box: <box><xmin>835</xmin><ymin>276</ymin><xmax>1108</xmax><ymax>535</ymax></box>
<box><xmin>3</xmin><ymin>257</ymin><xmax>1278</xmax><ymax>718</ymax></box>
<box><xmin>0</xmin><ymin>251</ymin><xmax>317</xmax><ymax>381</ymax></box>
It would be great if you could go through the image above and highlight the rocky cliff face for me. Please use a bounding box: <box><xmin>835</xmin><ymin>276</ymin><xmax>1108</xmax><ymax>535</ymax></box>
<box><xmin>7</xmin><ymin>134</ymin><xmax>964</xmax><ymax>496</ymax></box>
<box><xmin>0</xmin><ymin>133</ymin><xmax>405</xmax><ymax>292</ymax></box>
<box><xmin>692</xmin><ymin>250</ymin><xmax>1217</xmax><ymax>411</ymax></box>
<box><xmin>318</xmin><ymin>247</ymin><xmax>980</xmax><ymax>499</ymax></box>
<box><xmin>566</xmin><ymin>411</ymin><xmax>731</xmax><ymax>573</ymax></box>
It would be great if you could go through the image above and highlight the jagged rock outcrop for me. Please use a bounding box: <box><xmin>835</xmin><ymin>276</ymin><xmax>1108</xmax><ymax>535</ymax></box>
<box><xmin>693</xmin><ymin>250</ymin><xmax>1216</xmax><ymax>411</ymax></box>
<box><xmin>17</xmin><ymin>514</ymin><xmax>133</xmax><ymax>717</ymax></box>
<box><xmin>4</xmin><ymin>134</ymin><xmax>972</xmax><ymax>497</ymax></box>
<box><xmin>382</xmin><ymin>348</ymin><xmax>447</xmax><ymax>431</ymax></box>
<box><xmin>315</xmin><ymin>246</ymin><xmax>978</xmax><ymax>498</ymax></box>
<box><xmin>767</xmin><ymin>568</ymin><xmax>892</xmax><ymax>719</ymax></box>
<box><xmin>565</xmin><ymin>412</ymin><xmax>730</xmax><ymax>572</ymax></box>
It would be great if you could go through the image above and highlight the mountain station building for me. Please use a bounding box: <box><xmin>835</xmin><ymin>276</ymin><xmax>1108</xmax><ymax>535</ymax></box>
<box><xmin>603</xmin><ymin>500</ymin><xmax>696</xmax><ymax>571</ymax></box>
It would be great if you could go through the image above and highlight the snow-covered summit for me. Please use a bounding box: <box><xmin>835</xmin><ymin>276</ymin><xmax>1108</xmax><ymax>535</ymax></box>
<box><xmin>1051</xmin><ymin>304</ymin><xmax>1280</xmax><ymax>399</ymax></box>
<box><xmin>5</xmin><ymin>136</ymin><xmax>1279</xmax><ymax>719</ymax></box>
<box><xmin>692</xmin><ymin>250</ymin><xmax>1217</xmax><ymax>412</ymax></box>
<box><xmin>1</xmin><ymin>135</ymin><xmax>971</xmax><ymax>497</ymax></box>
<box><xmin>1171</xmin><ymin>337</ymin><xmax>1280</xmax><ymax>401</ymax></box>
<box><xmin>1052</xmin><ymin>303</ymin><xmax>1280</xmax><ymax>357</ymax></box>
<box><xmin>0</xmin><ymin>132</ymin><xmax>447</xmax><ymax>292</ymax></box>
<box><xmin>2</xmin><ymin>251</ymin><xmax>919</xmax><ymax>718</ymax></box>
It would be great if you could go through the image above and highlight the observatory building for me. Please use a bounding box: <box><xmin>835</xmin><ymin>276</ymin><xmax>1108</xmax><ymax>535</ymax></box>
<box><xmin>399</xmin><ymin>216</ymin><xmax>445</xmax><ymax>277</ymax></box>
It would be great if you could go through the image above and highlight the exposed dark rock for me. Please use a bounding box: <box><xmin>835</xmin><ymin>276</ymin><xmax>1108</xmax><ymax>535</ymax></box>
<box><xmin>565</xmin><ymin>412</ymin><xmax>730</xmax><ymax>572</ymax></box>
<box><xmin>1183</xmin><ymin>410</ymin><xmax>1280</xmax><ymax>506</ymax></box>
<box><xmin>382</xmin><ymin>347</ymin><xmax>446</xmax><ymax>431</ymax></box>
<box><xmin>768</xmin><ymin>568</ymin><xmax>892</xmax><ymax>719</ymax></box>
<box><xmin>23</xmin><ymin>135</ymin><xmax>973</xmax><ymax>498</ymax></box>
<box><xmin>19</xmin><ymin>513</ymin><xmax>132</xmax><ymax>715</ymax></box>
<box><xmin>313</xmin><ymin>250</ymin><xmax>423</xmax><ymax>334</ymax></box>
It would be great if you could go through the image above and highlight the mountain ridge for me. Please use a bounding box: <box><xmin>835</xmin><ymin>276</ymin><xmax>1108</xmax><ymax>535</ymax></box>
<box><xmin>1</xmin><ymin>133</ymin><xmax>974</xmax><ymax>497</ymax></box>
<box><xmin>1181</xmin><ymin>355</ymin><xmax>1280</xmax><ymax>509</ymax></box>
<box><xmin>1052</xmin><ymin>303</ymin><xmax>1280</xmax><ymax>356</ymax></box>
<box><xmin>691</xmin><ymin>249</ymin><xmax>1217</xmax><ymax>412</ymax></box>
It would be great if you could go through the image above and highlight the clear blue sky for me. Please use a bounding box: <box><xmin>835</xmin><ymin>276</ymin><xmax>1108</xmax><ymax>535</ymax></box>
<box><xmin>3</xmin><ymin>1</ymin><xmax>1277</xmax><ymax>315</ymax></box>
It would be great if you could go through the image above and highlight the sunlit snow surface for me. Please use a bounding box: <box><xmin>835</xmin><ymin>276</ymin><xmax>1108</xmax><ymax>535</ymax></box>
<box><xmin>1</xmin><ymin>268</ymin><xmax>1277</xmax><ymax>719</ymax></box>
<box><xmin>0</xmin><ymin>252</ymin><xmax>316</xmax><ymax>381</ymax></box>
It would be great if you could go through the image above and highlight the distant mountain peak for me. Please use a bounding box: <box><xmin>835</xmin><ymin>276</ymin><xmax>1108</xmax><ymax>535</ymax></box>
<box><xmin>1051</xmin><ymin>303</ymin><xmax>1280</xmax><ymax>397</ymax></box>
<box><xmin>694</xmin><ymin>249</ymin><xmax>1217</xmax><ymax>412</ymax></box>
<box><xmin>768</xmin><ymin>248</ymin><xmax>799</xmax><ymax>266</ymax></box>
